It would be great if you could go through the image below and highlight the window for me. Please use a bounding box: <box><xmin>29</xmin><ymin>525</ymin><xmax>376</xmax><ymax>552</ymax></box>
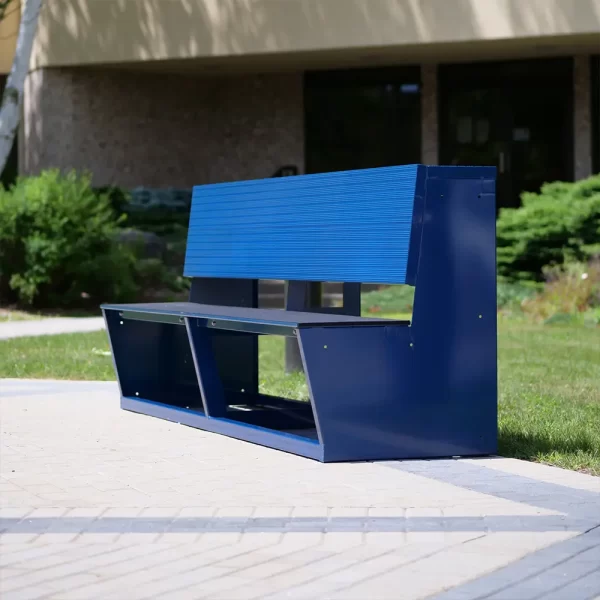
<box><xmin>304</xmin><ymin>66</ymin><xmax>422</xmax><ymax>174</ymax></box>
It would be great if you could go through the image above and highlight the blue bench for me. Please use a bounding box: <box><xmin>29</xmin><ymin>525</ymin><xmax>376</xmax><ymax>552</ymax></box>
<box><xmin>101</xmin><ymin>164</ymin><xmax>497</xmax><ymax>462</ymax></box>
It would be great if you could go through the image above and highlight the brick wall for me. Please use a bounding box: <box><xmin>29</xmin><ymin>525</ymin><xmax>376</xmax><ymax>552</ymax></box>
<box><xmin>23</xmin><ymin>68</ymin><xmax>304</xmax><ymax>188</ymax></box>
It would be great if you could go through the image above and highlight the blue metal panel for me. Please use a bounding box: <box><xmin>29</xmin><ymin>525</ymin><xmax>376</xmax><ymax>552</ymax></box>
<box><xmin>299</xmin><ymin>325</ymin><xmax>424</xmax><ymax>462</ymax></box>
<box><xmin>121</xmin><ymin>396</ymin><xmax>324</xmax><ymax>461</ymax></box>
<box><xmin>295</xmin><ymin>166</ymin><xmax>497</xmax><ymax>462</ymax></box>
<box><xmin>189</xmin><ymin>277</ymin><xmax>259</xmax><ymax>396</ymax></box>
<box><xmin>183</xmin><ymin>164</ymin><xmax>420</xmax><ymax>284</ymax></box>
<box><xmin>101</xmin><ymin>302</ymin><xmax>404</xmax><ymax>328</ymax></box>
<box><xmin>185</xmin><ymin>318</ymin><xmax>226</xmax><ymax>417</ymax></box>
<box><xmin>300</xmin><ymin>320</ymin><xmax>495</xmax><ymax>462</ymax></box>
<box><xmin>410</xmin><ymin>172</ymin><xmax>498</xmax><ymax>456</ymax></box>
<box><xmin>404</xmin><ymin>164</ymin><xmax>427</xmax><ymax>286</ymax></box>
<box><xmin>103</xmin><ymin>309</ymin><xmax>204</xmax><ymax>412</ymax></box>
<box><xmin>220</xmin><ymin>404</ymin><xmax>316</xmax><ymax>431</ymax></box>
<box><xmin>102</xmin><ymin>164</ymin><xmax>497</xmax><ymax>463</ymax></box>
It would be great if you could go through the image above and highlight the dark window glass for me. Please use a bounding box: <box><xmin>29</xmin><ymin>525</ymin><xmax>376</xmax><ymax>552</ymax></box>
<box><xmin>439</xmin><ymin>57</ymin><xmax>574</xmax><ymax>210</ymax></box>
<box><xmin>592</xmin><ymin>55</ymin><xmax>600</xmax><ymax>175</ymax></box>
<box><xmin>304</xmin><ymin>67</ymin><xmax>422</xmax><ymax>174</ymax></box>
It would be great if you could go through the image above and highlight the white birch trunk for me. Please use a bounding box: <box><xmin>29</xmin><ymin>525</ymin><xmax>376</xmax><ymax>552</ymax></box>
<box><xmin>0</xmin><ymin>0</ymin><xmax>43</xmax><ymax>176</ymax></box>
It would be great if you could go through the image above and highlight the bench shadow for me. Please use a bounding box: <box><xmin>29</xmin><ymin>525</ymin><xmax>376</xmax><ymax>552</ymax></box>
<box><xmin>498</xmin><ymin>429</ymin><xmax>597</xmax><ymax>465</ymax></box>
<box><xmin>381</xmin><ymin>459</ymin><xmax>600</xmax><ymax>520</ymax></box>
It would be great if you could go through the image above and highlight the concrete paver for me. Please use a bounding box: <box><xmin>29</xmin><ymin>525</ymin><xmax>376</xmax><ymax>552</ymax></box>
<box><xmin>1</xmin><ymin>379</ymin><xmax>599</xmax><ymax>599</ymax></box>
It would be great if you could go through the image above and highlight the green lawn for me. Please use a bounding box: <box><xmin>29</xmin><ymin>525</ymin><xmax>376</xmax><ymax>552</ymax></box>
<box><xmin>0</xmin><ymin>331</ymin><xmax>116</xmax><ymax>380</ymax></box>
<box><xmin>497</xmin><ymin>322</ymin><xmax>600</xmax><ymax>475</ymax></box>
<box><xmin>1</xmin><ymin>323</ymin><xmax>598</xmax><ymax>475</ymax></box>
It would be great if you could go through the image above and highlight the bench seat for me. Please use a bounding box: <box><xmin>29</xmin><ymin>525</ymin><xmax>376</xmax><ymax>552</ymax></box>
<box><xmin>102</xmin><ymin>301</ymin><xmax>409</xmax><ymax>336</ymax></box>
<box><xmin>102</xmin><ymin>301</ymin><xmax>415</xmax><ymax>462</ymax></box>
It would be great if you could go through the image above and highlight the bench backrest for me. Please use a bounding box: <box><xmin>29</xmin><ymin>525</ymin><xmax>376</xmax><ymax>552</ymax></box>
<box><xmin>184</xmin><ymin>164</ymin><xmax>497</xmax><ymax>417</ymax></box>
<box><xmin>184</xmin><ymin>164</ymin><xmax>422</xmax><ymax>285</ymax></box>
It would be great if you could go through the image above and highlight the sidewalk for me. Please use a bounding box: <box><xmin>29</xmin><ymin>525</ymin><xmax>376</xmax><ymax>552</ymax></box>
<box><xmin>0</xmin><ymin>317</ymin><xmax>105</xmax><ymax>340</ymax></box>
<box><xmin>1</xmin><ymin>379</ymin><xmax>599</xmax><ymax>600</ymax></box>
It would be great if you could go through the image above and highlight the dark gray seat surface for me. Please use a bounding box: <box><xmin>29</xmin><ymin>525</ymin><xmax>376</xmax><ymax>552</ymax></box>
<box><xmin>102</xmin><ymin>302</ymin><xmax>409</xmax><ymax>328</ymax></box>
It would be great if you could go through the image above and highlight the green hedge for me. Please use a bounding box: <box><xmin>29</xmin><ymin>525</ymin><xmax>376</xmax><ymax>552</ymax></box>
<box><xmin>94</xmin><ymin>185</ymin><xmax>191</xmax><ymax>238</ymax></box>
<box><xmin>497</xmin><ymin>174</ymin><xmax>600</xmax><ymax>281</ymax></box>
<box><xmin>0</xmin><ymin>170</ymin><xmax>139</xmax><ymax>307</ymax></box>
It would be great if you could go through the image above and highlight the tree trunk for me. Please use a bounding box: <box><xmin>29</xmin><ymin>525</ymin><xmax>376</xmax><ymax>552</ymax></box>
<box><xmin>0</xmin><ymin>0</ymin><xmax>43</xmax><ymax>177</ymax></box>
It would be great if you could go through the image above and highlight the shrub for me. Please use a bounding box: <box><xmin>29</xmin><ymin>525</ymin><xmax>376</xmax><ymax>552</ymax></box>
<box><xmin>360</xmin><ymin>279</ymin><xmax>540</xmax><ymax>315</ymax></box>
<box><xmin>496</xmin><ymin>278</ymin><xmax>541</xmax><ymax>309</ymax></box>
<box><xmin>497</xmin><ymin>174</ymin><xmax>600</xmax><ymax>281</ymax></box>
<box><xmin>361</xmin><ymin>285</ymin><xmax>415</xmax><ymax>314</ymax></box>
<box><xmin>93</xmin><ymin>185</ymin><xmax>131</xmax><ymax>217</ymax></box>
<box><xmin>0</xmin><ymin>170</ymin><xmax>139</xmax><ymax>307</ymax></box>
<box><xmin>133</xmin><ymin>257</ymin><xmax>190</xmax><ymax>301</ymax></box>
<box><xmin>521</xmin><ymin>260</ymin><xmax>600</xmax><ymax>322</ymax></box>
<box><xmin>584</xmin><ymin>307</ymin><xmax>600</xmax><ymax>327</ymax></box>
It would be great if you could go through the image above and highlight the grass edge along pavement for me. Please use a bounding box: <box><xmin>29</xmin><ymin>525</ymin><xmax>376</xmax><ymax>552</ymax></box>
<box><xmin>0</xmin><ymin>321</ymin><xmax>598</xmax><ymax>476</ymax></box>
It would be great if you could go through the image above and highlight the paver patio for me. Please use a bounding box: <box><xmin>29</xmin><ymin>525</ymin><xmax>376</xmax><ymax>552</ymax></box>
<box><xmin>1</xmin><ymin>379</ymin><xmax>599</xmax><ymax>600</ymax></box>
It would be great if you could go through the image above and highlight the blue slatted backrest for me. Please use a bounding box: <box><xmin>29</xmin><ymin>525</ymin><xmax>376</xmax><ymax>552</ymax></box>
<box><xmin>183</xmin><ymin>164</ymin><xmax>422</xmax><ymax>285</ymax></box>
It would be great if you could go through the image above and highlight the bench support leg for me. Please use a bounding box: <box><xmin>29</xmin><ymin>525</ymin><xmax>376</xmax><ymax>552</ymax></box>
<box><xmin>189</xmin><ymin>277</ymin><xmax>259</xmax><ymax>396</ymax></box>
<box><xmin>185</xmin><ymin>318</ymin><xmax>227</xmax><ymax>418</ymax></box>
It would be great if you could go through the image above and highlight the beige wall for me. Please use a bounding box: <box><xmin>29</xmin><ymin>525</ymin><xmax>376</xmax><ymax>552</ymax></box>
<box><xmin>0</xmin><ymin>1</ymin><xmax>20</xmax><ymax>74</ymax></box>
<box><xmin>31</xmin><ymin>0</ymin><xmax>600</xmax><ymax>70</ymax></box>
<box><xmin>22</xmin><ymin>68</ymin><xmax>304</xmax><ymax>188</ymax></box>
<box><xmin>4</xmin><ymin>1</ymin><xmax>600</xmax><ymax>73</ymax></box>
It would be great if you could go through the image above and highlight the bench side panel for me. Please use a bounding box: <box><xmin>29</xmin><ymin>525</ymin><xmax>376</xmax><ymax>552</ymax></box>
<box><xmin>184</xmin><ymin>165</ymin><xmax>420</xmax><ymax>284</ymax></box>
<box><xmin>410</xmin><ymin>166</ymin><xmax>498</xmax><ymax>455</ymax></box>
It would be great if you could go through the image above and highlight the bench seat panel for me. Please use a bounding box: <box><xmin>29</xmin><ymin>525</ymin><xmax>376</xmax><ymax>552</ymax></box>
<box><xmin>102</xmin><ymin>302</ymin><xmax>409</xmax><ymax>329</ymax></box>
<box><xmin>184</xmin><ymin>164</ymin><xmax>420</xmax><ymax>284</ymax></box>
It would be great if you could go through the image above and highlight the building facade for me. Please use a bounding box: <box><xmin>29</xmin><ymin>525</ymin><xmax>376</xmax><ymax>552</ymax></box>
<box><xmin>2</xmin><ymin>0</ymin><xmax>600</xmax><ymax>209</ymax></box>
